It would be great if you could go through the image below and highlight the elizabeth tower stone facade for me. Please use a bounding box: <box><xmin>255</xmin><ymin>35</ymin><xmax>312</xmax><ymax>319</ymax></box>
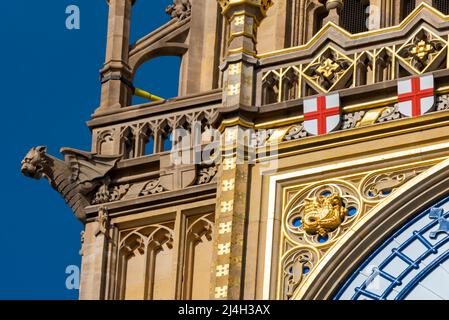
<box><xmin>22</xmin><ymin>1</ymin><xmax>449</xmax><ymax>300</ymax></box>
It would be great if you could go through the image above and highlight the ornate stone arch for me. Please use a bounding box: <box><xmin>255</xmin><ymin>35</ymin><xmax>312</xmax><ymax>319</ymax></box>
<box><xmin>96</xmin><ymin>129</ymin><xmax>116</xmax><ymax>155</ymax></box>
<box><xmin>116</xmin><ymin>224</ymin><xmax>174</xmax><ymax>300</ymax></box>
<box><xmin>128</xmin><ymin>18</ymin><xmax>190</xmax><ymax>76</ymax></box>
<box><xmin>119</xmin><ymin>126</ymin><xmax>137</xmax><ymax>159</ymax></box>
<box><xmin>181</xmin><ymin>213</ymin><xmax>214</xmax><ymax>299</ymax></box>
<box><xmin>129</xmin><ymin>42</ymin><xmax>189</xmax><ymax>77</ymax></box>
<box><xmin>291</xmin><ymin>157</ymin><xmax>449</xmax><ymax>299</ymax></box>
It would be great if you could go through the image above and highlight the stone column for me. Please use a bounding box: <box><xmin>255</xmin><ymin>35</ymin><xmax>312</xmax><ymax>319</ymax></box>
<box><xmin>210</xmin><ymin>0</ymin><xmax>272</xmax><ymax>300</ymax></box>
<box><xmin>323</xmin><ymin>0</ymin><xmax>343</xmax><ymax>25</ymax></box>
<box><xmin>79</xmin><ymin>207</ymin><xmax>116</xmax><ymax>300</ymax></box>
<box><xmin>95</xmin><ymin>0</ymin><xmax>135</xmax><ymax>115</ymax></box>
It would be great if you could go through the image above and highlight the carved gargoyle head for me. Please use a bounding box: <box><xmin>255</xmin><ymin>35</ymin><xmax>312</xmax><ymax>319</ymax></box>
<box><xmin>21</xmin><ymin>146</ymin><xmax>50</xmax><ymax>179</ymax></box>
<box><xmin>21</xmin><ymin>146</ymin><xmax>122</xmax><ymax>222</ymax></box>
<box><xmin>166</xmin><ymin>0</ymin><xmax>191</xmax><ymax>20</ymax></box>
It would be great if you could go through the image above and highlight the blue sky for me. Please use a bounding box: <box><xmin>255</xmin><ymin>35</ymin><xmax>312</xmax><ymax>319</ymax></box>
<box><xmin>0</xmin><ymin>1</ymin><xmax>179</xmax><ymax>299</ymax></box>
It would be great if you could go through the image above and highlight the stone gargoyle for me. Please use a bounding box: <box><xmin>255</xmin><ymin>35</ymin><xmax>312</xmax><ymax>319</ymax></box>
<box><xmin>21</xmin><ymin>146</ymin><xmax>121</xmax><ymax>222</ymax></box>
<box><xmin>166</xmin><ymin>0</ymin><xmax>191</xmax><ymax>20</ymax></box>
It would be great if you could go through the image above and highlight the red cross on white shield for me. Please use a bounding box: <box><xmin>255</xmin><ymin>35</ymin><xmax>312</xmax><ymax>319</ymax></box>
<box><xmin>303</xmin><ymin>93</ymin><xmax>341</xmax><ymax>136</ymax></box>
<box><xmin>397</xmin><ymin>74</ymin><xmax>435</xmax><ymax>117</ymax></box>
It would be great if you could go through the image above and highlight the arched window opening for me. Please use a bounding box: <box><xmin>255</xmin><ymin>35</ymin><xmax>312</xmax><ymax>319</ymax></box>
<box><xmin>117</xmin><ymin>224</ymin><xmax>175</xmax><ymax>300</ymax></box>
<box><xmin>434</xmin><ymin>0</ymin><xmax>449</xmax><ymax>15</ymax></box>
<box><xmin>401</xmin><ymin>0</ymin><xmax>416</xmax><ymax>20</ymax></box>
<box><xmin>182</xmin><ymin>214</ymin><xmax>214</xmax><ymax>299</ymax></box>
<box><xmin>121</xmin><ymin>127</ymin><xmax>136</xmax><ymax>160</ymax></box>
<box><xmin>200</xmin><ymin>118</ymin><xmax>213</xmax><ymax>145</ymax></box>
<box><xmin>340</xmin><ymin>0</ymin><xmax>369</xmax><ymax>34</ymax></box>
<box><xmin>173</xmin><ymin>120</ymin><xmax>191</xmax><ymax>151</ymax></box>
<box><xmin>140</xmin><ymin>125</ymin><xmax>155</xmax><ymax>157</ymax></box>
<box><xmin>132</xmin><ymin>56</ymin><xmax>181</xmax><ymax>106</ymax></box>
<box><xmin>262</xmin><ymin>72</ymin><xmax>280</xmax><ymax>105</ymax></box>
<box><xmin>98</xmin><ymin>132</ymin><xmax>115</xmax><ymax>155</ymax></box>
<box><xmin>159</xmin><ymin>124</ymin><xmax>173</xmax><ymax>153</ymax></box>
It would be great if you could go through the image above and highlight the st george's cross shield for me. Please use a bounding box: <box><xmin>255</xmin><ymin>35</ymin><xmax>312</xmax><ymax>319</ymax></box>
<box><xmin>303</xmin><ymin>93</ymin><xmax>341</xmax><ymax>136</ymax></box>
<box><xmin>397</xmin><ymin>74</ymin><xmax>435</xmax><ymax>117</ymax></box>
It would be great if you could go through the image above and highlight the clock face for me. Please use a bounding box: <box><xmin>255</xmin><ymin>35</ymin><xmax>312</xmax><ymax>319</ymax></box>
<box><xmin>335</xmin><ymin>195</ymin><xmax>449</xmax><ymax>300</ymax></box>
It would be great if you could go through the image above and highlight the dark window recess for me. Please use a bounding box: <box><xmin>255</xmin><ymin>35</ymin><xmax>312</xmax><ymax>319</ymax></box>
<box><xmin>434</xmin><ymin>0</ymin><xmax>449</xmax><ymax>15</ymax></box>
<box><xmin>340</xmin><ymin>0</ymin><xmax>369</xmax><ymax>34</ymax></box>
<box><xmin>315</xmin><ymin>8</ymin><xmax>328</xmax><ymax>34</ymax></box>
<box><xmin>123</xmin><ymin>134</ymin><xmax>135</xmax><ymax>159</ymax></box>
<box><xmin>402</xmin><ymin>0</ymin><xmax>416</xmax><ymax>20</ymax></box>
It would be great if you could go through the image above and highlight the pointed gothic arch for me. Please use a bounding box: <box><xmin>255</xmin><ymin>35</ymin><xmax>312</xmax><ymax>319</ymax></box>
<box><xmin>291</xmin><ymin>157</ymin><xmax>449</xmax><ymax>299</ymax></box>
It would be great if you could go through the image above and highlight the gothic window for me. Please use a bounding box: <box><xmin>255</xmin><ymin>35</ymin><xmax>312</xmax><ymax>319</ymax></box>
<box><xmin>340</xmin><ymin>0</ymin><xmax>369</xmax><ymax>34</ymax></box>
<box><xmin>121</xmin><ymin>127</ymin><xmax>136</xmax><ymax>159</ymax></box>
<box><xmin>160</xmin><ymin>124</ymin><xmax>173</xmax><ymax>152</ymax></box>
<box><xmin>182</xmin><ymin>214</ymin><xmax>215</xmax><ymax>299</ymax></box>
<box><xmin>193</xmin><ymin>115</ymin><xmax>215</xmax><ymax>146</ymax></box>
<box><xmin>434</xmin><ymin>0</ymin><xmax>449</xmax><ymax>15</ymax></box>
<box><xmin>173</xmin><ymin>119</ymin><xmax>191</xmax><ymax>150</ymax></box>
<box><xmin>401</xmin><ymin>0</ymin><xmax>416</xmax><ymax>20</ymax></box>
<box><xmin>117</xmin><ymin>224</ymin><xmax>175</xmax><ymax>300</ymax></box>
<box><xmin>98</xmin><ymin>132</ymin><xmax>115</xmax><ymax>155</ymax></box>
<box><xmin>262</xmin><ymin>72</ymin><xmax>280</xmax><ymax>105</ymax></box>
<box><xmin>140</xmin><ymin>125</ymin><xmax>155</xmax><ymax>156</ymax></box>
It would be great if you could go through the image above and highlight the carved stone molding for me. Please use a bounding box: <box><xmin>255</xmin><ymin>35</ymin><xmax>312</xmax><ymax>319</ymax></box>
<box><xmin>139</xmin><ymin>179</ymin><xmax>165</xmax><ymax>196</ymax></box>
<box><xmin>437</xmin><ymin>94</ymin><xmax>449</xmax><ymax>111</ymax></box>
<box><xmin>79</xmin><ymin>230</ymin><xmax>85</xmax><ymax>256</ymax></box>
<box><xmin>95</xmin><ymin>206</ymin><xmax>111</xmax><ymax>238</ymax></box>
<box><xmin>283</xmin><ymin>124</ymin><xmax>308</xmax><ymax>141</ymax></box>
<box><xmin>196</xmin><ymin>166</ymin><xmax>218</xmax><ymax>185</ymax></box>
<box><xmin>361</xmin><ymin>170</ymin><xmax>418</xmax><ymax>201</ymax></box>
<box><xmin>343</xmin><ymin>111</ymin><xmax>366</xmax><ymax>129</ymax></box>
<box><xmin>92</xmin><ymin>183</ymin><xmax>130</xmax><ymax>205</ymax></box>
<box><xmin>281</xmin><ymin>248</ymin><xmax>319</xmax><ymax>300</ymax></box>
<box><xmin>376</xmin><ymin>104</ymin><xmax>404</xmax><ymax>123</ymax></box>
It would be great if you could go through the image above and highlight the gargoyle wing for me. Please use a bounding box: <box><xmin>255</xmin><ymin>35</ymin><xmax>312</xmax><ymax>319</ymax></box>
<box><xmin>60</xmin><ymin>148</ymin><xmax>121</xmax><ymax>184</ymax></box>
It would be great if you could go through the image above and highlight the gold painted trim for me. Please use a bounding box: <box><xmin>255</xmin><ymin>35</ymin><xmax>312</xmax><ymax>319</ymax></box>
<box><xmin>228</xmin><ymin>31</ymin><xmax>258</xmax><ymax>45</ymax></box>
<box><xmin>256</xmin><ymin>115</ymin><xmax>304</xmax><ymax>129</ymax></box>
<box><xmin>227</xmin><ymin>11</ymin><xmax>261</xmax><ymax>26</ymax></box>
<box><xmin>257</xmin><ymin>3</ymin><xmax>448</xmax><ymax>59</ymax></box>
<box><xmin>227</xmin><ymin>47</ymin><xmax>257</xmax><ymax>57</ymax></box>
<box><xmin>218</xmin><ymin>0</ymin><xmax>273</xmax><ymax>18</ymax></box>
<box><xmin>218</xmin><ymin>117</ymin><xmax>255</xmax><ymax>132</ymax></box>
<box><xmin>255</xmin><ymin>85</ymin><xmax>449</xmax><ymax>130</ymax></box>
<box><xmin>263</xmin><ymin>142</ymin><xmax>449</xmax><ymax>299</ymax></box>
<box><xmin>281</xmin><ymin>157</ymin><xmax>446</xmax><ymax>198</ymax></box>
<box><xmin>343</xmin><ymin>96</ymin><xmax>398</xmax><ymax>113</ymax></box>
<box><xmin>257</xmin><ymin>111</ymin><xmax>449</xmax><ymax>162</ymax></box>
